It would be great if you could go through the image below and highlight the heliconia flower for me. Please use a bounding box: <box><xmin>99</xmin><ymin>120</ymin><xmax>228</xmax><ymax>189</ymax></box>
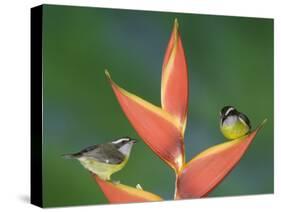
<box><xmin>98</xmin><ymin>18</ymin><xmax>267</xmax><ymax>203</ymax></box>
<box><xmin>161</xmin><ymin>19</ymin><xmax>188</xmax><ymax>133</ymax></box>
<box><xmin>94</xmin><ymin>175</ymin><xmax>163</xmax><ymax>203</ymax></box>
<box><xmin>175</xmin><ymin>120</ymin><xmax>267</xmax><ymax>199</ymax></box>
<box><xmin>105</xmin><ymin>70</ymin><xmax>184</xmax><ymax>173</ymax></box>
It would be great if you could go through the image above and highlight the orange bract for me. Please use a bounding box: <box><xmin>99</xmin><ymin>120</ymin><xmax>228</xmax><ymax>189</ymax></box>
<box><xmin>176</xmin><ymin>120</ymin><xmax>266</xmax><ymax>199</ymax></box>
<box><xmin>105</xmin><ymin>71</ymin><xmax>185</xmax><ymax>172</ymax></box>
<box><xmin>161</xmin><ymin>19</ymin><xmax>188</xmax><ymax>132</ymax></box>
<box><xmin>94</xmin><ymin>175</ymin><xmax>163</xmax><ymax>203</ymax></box>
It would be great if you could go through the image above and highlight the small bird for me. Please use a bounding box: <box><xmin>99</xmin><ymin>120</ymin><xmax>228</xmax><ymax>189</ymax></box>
<box><xmin>63</xmin><ymin>137</ymin><xmax>136</xmax><ymax>181</ymax></box>
<box><xmin>220</xmin><ymin>106</ymin><xmax>251</xmax><ymax>140</ymax></box>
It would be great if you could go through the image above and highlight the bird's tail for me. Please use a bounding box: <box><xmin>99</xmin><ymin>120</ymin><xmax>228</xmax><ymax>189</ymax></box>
<box><xmin>62</xmin><ymin>153</ymin><xmax>80</xmax><ymax>159</ymax></box>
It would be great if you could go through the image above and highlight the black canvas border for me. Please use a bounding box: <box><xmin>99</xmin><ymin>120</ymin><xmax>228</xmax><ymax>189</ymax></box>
<box><xmin>31</xmin><ymin>5</ymin><xmax>43</xmax><ymax>208</ymax></box>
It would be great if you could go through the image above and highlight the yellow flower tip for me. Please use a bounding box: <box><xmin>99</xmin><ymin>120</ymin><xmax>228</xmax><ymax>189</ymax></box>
<box><xmin>257</xmin><ymin>118</ymin><xmax>268</xmax><ymax>130</ymax></box>
<box><xmin>104</xmin><ymin>69</ymin><xmax>116</xmax><ymax>87</ymax></box>
<box><xmin>104</xmin><ymin>69</ymin><xmax>111</xmax><ymax>80</ymax></box>
<box><xmin>174</xmin><ymin>18</ymin><xmax>179</xmax><ymax>29</ymax></box>
<box><xmin>136</xmin><ymin>184</ymin><xmax>143</xmax><ymax>190</ymax></box>
<box><xmin>172</xmin><ymin>18</ymin><xmax>179</xmax><ymax>46</ymax></box>
<box><xmin>262</xmin><ymin>118</ymin><xmax>268</xmax><ymax>125</ymax></box>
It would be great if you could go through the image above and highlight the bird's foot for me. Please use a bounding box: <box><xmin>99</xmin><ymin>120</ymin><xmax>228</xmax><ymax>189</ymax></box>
<box><xmin>112</xmin><ymin>180</ymin><xmax>120</xmax><ymax>185</ymax></box>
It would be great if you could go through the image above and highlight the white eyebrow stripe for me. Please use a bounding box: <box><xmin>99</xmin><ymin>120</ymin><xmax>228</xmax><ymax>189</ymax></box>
<box><xmin>225</xmin><ymin>107</ymin><xmax>235</xmax><ymax>116</ymax></box>
<box><xmin>112</xmin><ymin>138</ymin><xmax>130</xmax><ymax>144</ymax></box>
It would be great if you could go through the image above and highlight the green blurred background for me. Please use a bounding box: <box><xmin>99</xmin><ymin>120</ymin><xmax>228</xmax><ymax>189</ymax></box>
<box><xmin>42</xmin><ymin>4</ymin><xmax>274</xmax><ymax>207</ymax></box>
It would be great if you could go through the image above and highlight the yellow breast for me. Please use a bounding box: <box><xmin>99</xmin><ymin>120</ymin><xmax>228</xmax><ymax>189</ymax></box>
<box><xmin>220</xmin><ymin>120</ymin><xmax>250</xmax><ymax>140</ymax></box>
<box><xmin>78</xmin><ymin>157</ymin><xmax>128</xmax><ymax>180</ymax></box>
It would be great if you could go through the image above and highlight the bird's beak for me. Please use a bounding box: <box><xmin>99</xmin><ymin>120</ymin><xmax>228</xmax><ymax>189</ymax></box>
<box><xmin>131</xmin><ymin>139</ymin><xmax>137</xmax><ymax>144</ymax></box>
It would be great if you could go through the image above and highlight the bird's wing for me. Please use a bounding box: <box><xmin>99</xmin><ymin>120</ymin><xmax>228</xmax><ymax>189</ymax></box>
<box><xmin>82</xmin><ymin>144</ymin><xmax>125</xmax><ymax>164</ymax></box>
<box><xmin>239</xmin><ymin>113</ymin><xmax>251</xmax><ymax>129</ymax></box>
<box><xmin>63</xmin><ymin>145</ymin><xmax>99</xmax><ymax>159</ymax></box>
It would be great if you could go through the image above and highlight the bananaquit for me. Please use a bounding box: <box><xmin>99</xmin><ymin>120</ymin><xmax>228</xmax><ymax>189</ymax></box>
<box><xmin>63</xmin><ymin>137</ymin><xmax>136</xmax><ymax>180</ymax></box>
<box><xmin>220</xmin><ymin>106</ymin><xmax>251</xmax><ymax>140</ymax></box>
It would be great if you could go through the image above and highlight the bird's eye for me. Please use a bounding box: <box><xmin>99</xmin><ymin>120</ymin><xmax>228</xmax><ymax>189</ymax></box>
<box><xmin>122</xmin><ymin>140</ymin><xmax>128</xmax><ymax>144</ymax></box>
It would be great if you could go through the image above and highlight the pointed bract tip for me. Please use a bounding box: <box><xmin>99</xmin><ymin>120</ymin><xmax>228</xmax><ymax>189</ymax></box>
<box><xmin>258</xmin><ymin>118</ymin><xmax>268</xmax><ymax>130</ymax></box>
<box><xmin>172</xmin><ymin>18</ymin><xmax>179</xmax><ymax>44</ymax></box>
<box><xmin>174</xmin><ymin>18</ymin><xmax>179</xmax><ymax>28</ymax></box>
<box><xmin>105</xmin><ymin>69</ymin><xmax>111</xmax><ymax>80</ymax></box>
